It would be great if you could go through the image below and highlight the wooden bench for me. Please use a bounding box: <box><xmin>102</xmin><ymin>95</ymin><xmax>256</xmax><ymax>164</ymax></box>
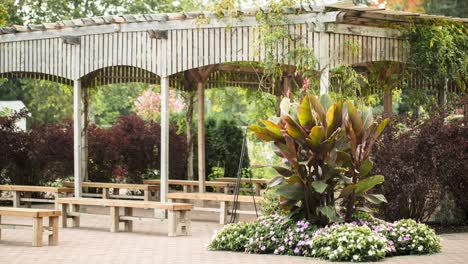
<box><xmin>0</xmin><ymin>185</ymin><xmax>74</xmax><ymax>208</ymax></box>
<box><xmin>63</xmin><ymin>182</ymin><xmax>160</xmax><ymax>201</ymax></box>
<box><xmin>143</xmin><ymin>179</ymin><xmax>235</xmax><ymax>194</ymax></box>
<box><xmin>57</xmin><ymin>197</ymin><xmax>192</xmax><ymax>236</ymax></box>
<box><xmin>167</xmin><ymin>192</ymin><xmax>262</xmax><ymax>224</ymax></box>
<box><xmin>0</xmin><ymin>207</ymin><xmax>61</xmax><ymax>247</ymax></box>
<box><xmin>216</xmin><ymin>178</ymin><xmax>268</xmax><ymax>196</ymax></box>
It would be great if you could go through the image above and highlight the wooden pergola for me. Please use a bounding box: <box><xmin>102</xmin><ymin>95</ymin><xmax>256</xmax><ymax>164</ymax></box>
<box><xmin>0</xmin><ymin>2</ymin><xmax>465</xmax><ymax>203</ymax></box>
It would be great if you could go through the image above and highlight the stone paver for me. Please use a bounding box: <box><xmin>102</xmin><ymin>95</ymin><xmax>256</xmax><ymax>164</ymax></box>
<box><xmin>0</xmin><ymin>204</ymin><xmax>467</xmax><ymax>264</ymax></box>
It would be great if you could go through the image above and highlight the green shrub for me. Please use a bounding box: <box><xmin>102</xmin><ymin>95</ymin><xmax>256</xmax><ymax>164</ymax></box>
<box><xmin>435</xmin><ymin>194</ymin><xmax>467</xmax><ymax>226</ymax></box>
<box><xmin>388</xmin><ymin>219</ymin><xmax>441</xmax><ymax>255</ymax></box>
<box><xmin>260</xmin><ymin>188</ymin><xmax>283</xmax><ymax>216</ymax></box>
<box><xmin>209</xmin><ymin>214</ymin><xmax>317</xmax><ymax>255</ymax></box>
<box><xmin>310</xmin><ymin>223</ymin><xmax>390</xmax><ymax>262</ymax></box>
<box><xmin>244</xmin><ymin>214</ymin><xmax>316</xmax><ymax>255</ymax></box>
<box><xmin>208</xmin><ymin>222</ymin><xmax>256</xmax><ymax>251</ymax></box>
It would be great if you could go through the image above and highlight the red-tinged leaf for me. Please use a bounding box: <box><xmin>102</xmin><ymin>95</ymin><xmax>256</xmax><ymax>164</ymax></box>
<box><xmin>298</xmin><ymin>95</ymin><xmax>314</xmax><ymax>129</ymax></box>
<box><xmin>326</xmin><ymin>101</ymin><xmax>343</xmax><ymax>138</ymax></box>
<box><xmin>248</xmin><ymin>125</ymin><xmax>276</xmax><ymax>141</ymax></box>
<box><xmin>308</xmin><ymin>126</ymin><xmax>324</xmax><ymax>147</ymax></box>
<box><xmin>345</xmin><ymin>120</ymin><xmax>358</xmax><ymax>159</ymax></box>
<box><xmin>261</xmin><ymin>120</ymin><xmax>283</xmax><ymax>139</ymax></box>
<box><xmin>346</xmin><ymin>101</ymin><xmax>363</xmax><ymax>142</ymax></box>
<box><xmin>283</xmin><ymin>115</ymin><xmax>307</xmax><ymax>139</ymax></box>
<box><xmin>309</xmin><ymin>95</ymin><xmax>326</xmax><ymax>123</ymax></box>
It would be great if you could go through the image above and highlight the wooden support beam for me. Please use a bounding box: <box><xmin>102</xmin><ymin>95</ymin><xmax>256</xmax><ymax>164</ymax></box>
<box><xmin>81</xmin><ymin>87</ymin><xmax>89</xmax><ymax>182</ymax></box>
<box><xmin>319</xmin><ymin>32</ymin><xmax>330</xmax><ymax>95</ymax></box>
<box><xmin>73</xmin><ymin>79</ymin><xmax>83</xmax><ymax>198</ymax></box>
<box><xmin>160</xmin><ymin>76</ymin><xmax>170</xmax><ymax>203</ymax></box>
<box><xmin>197</xmin><ymin>81</ymin><xmax>206</xmax><ymax>193</ymax></box>
<box><xmin>188</xmin><ymin>65</ymin><xmax>217</xmax><ymax>194</ymax></box>
<box><xmin>383</xmin><ymin>87</ymin><xmax>392</xmax><ymax>118</ymax></box>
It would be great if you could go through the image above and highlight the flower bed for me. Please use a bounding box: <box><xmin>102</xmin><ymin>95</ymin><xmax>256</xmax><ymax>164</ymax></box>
<box><xmin>209</xmin><ymin>215</ymin><xmax>441</xmax><ymax>262</ymax></box>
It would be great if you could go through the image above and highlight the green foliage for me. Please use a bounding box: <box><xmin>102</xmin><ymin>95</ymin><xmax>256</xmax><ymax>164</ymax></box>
<box><xmin>250</xmin><ymin>94</ymin><xmax>388</xmax><ymax>224</ymax></box>
<box><xmin>0</xmin><ymin>3</ymin><xmax>8</xmax><ymax>26</ymax></box>
<box><xmin>330</xmin><ymin>65</ymin><xmax>369</xmax><ymax>100</ymax></box>
<box><xmin>250</xmin><ymin>94</ymin><xmax>345</xmax><ymax>224</ymax></box>
<box><xmin>310</xmin><ymin>224</ymin><xmax>390</xmax><ymax>262</ymax></box>
<box><xmin>0</xmin><ymin>79</ymin><xmax>73</xmax><ymax>125</ymax></box>
<box><xmin>206</xmin><ymin>87</ymin><xmax>277</xmax><ymax>126</ymax></box>
<box><xmin>16</xmin><ymin>0</ymin><xmax>200</xmax><ymax>24</ymax></box>
<box><xmin>208</xmin><ymin>222</ymin><xmax>256</xmax><ymax>251</ymax></box>
<box><xmin>0</xmin><ymin>0</ymin><xmax>22</xmax><ymax>26</ymax></box>
<box><xmin>260</xmin><ymin>187</ymin><xmax>283</xmax><ymax>216</ymax></box>
<box><xmin>423</xmin><ymin>0</ymin><xmax>468</xmax><ymax>19</ymax></box>
<box><xmin>387</xmin><ymin>219</ymin><xmax>441</xmax><ymax>255</ymax></box>
<box><xmin>407</xmin><ymin>21</ymin><xmax>468</xmax><ymax>94</ymax></box>
<box><xmin>340</xmin><ymin>102</ymin><xmax>390</xmax><ymax>221</ymax></box>
<box><xmin>199</xmin><ymin>117</ymin><xmax>250</xmax><ymax>179</ymax></box>
<box><xmin>90</xmin><ymin>83</ymin><xmax>147</xmax><ymax>126</ymax></box>
<box><xmin>434</xmin><ymin>194</ymin><xmax>467</xmax><ymax>226</ymax></box>
<box><xmin>209</xmin><ymin>214</ymin><xmax>317</xmax><ymax>256</ymax></box>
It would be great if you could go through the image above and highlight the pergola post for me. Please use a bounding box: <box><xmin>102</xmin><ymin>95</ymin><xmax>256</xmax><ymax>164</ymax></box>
<box><xmin>81</xmin><ymin>87</ymin><xmax>89</xmax><ymax>182</ymax></box>
<box><xmin>319</xmin><ymin>32</ymin><xmax>330</xmax><ymax>95</ymax></box>
<box><xmin>73</xmin><ymin>79</ymin><xmax>83</xmax><ymax>198</ymax></box>
<box><xmin>160</xmin><ymin>76</ymin><xmax>170</xmax><ymax>202</ymax></box>
<box><xmin>197</xmin><ymin>81</ymin><xmax>206</xmax><ymax>193</ymax></box>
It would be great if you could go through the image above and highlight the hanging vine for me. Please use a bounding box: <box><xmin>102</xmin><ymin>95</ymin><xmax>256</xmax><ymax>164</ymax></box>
<box><xmin>406</xmin><ymin>19</ymin><xmax>467</xmax><ymax>103</ymax></box>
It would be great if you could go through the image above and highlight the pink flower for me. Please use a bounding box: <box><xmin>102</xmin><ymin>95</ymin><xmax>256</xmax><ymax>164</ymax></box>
<box><xmin>134</xmin><ymin>88</ymin><xmax>185</xmax><ymax>120</ymax></box>
<box><xmin>302</xmin><ymin>78</ymin><xmax>309</xmax><ymax>90</ymax></box>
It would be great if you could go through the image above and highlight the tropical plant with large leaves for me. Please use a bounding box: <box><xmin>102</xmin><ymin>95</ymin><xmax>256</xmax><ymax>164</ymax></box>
<box><xmin>337</xmin><ymin>102</ymin><xmax>390</xmax><ymax>222</ymax></box>
<box><xmin>249</xmin><ymin>94</ymin><xmax>344</xmax><ymax>225</ymax></box>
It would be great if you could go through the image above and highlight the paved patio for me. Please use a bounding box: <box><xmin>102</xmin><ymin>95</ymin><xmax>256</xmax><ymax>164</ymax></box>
<box><xmin>0</xmin><ymin>204</ymin><xmax>467</xmax><ymax>264</ymax></box>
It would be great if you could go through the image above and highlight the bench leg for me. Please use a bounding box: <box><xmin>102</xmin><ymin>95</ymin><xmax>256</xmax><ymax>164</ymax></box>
<box><xmin>102</xmin><ymin>188</ymin><xmax>109</xmax><ymax>199</ymax></box>
<box><xmin>143</xmin><ymin>190</ymin><xmax>150</xmax><ymax>201</ymax></box>
<box><xmin>110</xmin><ymin>206</ymin><xmax>120</xmax><ymax>232</ymax></box>
<box><xmin>220</xmin><ymin>201</ymin><xmax>228</xmax><ymax>225</ymax></box>
<box><xmin>255</xmin><ymin>183</ymin><xmax>262</xmax><ymax>196</ymax></box>
<box><xmin>13</xmin><ymin>191</ymin><xmax>21</xmax><ymax>208</ymax></box>
<box><xmin>167</xmin><ymin>210</ymin><xmax>178</xmax><ymax>237</ymax></box>
<box><xmin>24</xmin><ymin>192</ymin><xmax>32</xmax><ymax>208</ymax></box>
<box><xmin>180</xmin><ymin>210</ymin><xmax>191</xmax><ymax>236</ymax></box>
<box><xmin>72</xmin><ymin>205</ymin><xmax>80</xmax><ymax>228</ymax></box>
<box><xmin>32</xmin><ymin>217</ymin><xmax>43</xmax><ymax>247</ymax></box>
<box><xmin>124</xmin><ymin>207</ymin><xmax>133</xmax><ymax>232</ymax></box>
<box><xmin>0</xmin><ymin>215</ymin><xmax>2</xmax><ymax>240</ymax></box>
<box><xmin>54</xmin><ymin>193</ymin><xmax>62</xmax><ymax>210</ymax></box>
<box><xmin>48</xmin><ymin>216</ymin><xmax>59</xmax><ymax>246</ymax></box>
<box><xmin>60</xmin><ymin>204</ymin><xmax>68</xmax><ymax>228</ymax></box>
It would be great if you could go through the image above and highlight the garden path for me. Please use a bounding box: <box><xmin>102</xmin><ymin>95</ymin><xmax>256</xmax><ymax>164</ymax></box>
<box><xmin>0</xmin><ymin>204</ymin><xmax>466</xmax><ymax>264</ymax></box>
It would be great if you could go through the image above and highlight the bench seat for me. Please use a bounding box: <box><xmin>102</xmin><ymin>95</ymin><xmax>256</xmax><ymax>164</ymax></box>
<box><xmin>57</xmin><ymin>198</ymin><xmax>192</xmax><ymax>236</ymax></box>
<box><xmin>167</xmin><ymin>192</ymin><xmax>262</xmax><ymax>224</ymax></box>
<box><xmin>0</xmin><ymin>185</ymin><xmax>74</xmax><ymax>208</ymax></box>
<box><xmin>63</xmin><ymin>182</ymin><xmax>160</xmax><ymax>201</ymax></box>
<box><xmin>0</xmin><ymin>207</ymin><xmax>61</xmax><ymax>247</ymax></box>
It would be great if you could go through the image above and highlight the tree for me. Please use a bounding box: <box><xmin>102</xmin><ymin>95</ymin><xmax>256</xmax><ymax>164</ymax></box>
<box><xmin>16</xmin><ymin>0</ymin><xmax>200</xmax><ymax>24</ymax></box>
<box><xmin>423</xmin><ymin>0</ymin><xmax>468</xmax><ymax>18</ymax></box>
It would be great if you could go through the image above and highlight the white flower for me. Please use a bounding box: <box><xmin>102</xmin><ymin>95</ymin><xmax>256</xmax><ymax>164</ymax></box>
<box><xmin>418</xmin><ymin>245</ymin><xmax>424</xmax><ymax>251</ymax></box>
<box><xmin>368</xmin><ymin>250</ymin><xmax>375</xmax><ymax>256</ymax></box>
<box><xmin>353</xmin><ymin>255</ymin><xmax>359</xmax><ymax>260</ymax></box>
